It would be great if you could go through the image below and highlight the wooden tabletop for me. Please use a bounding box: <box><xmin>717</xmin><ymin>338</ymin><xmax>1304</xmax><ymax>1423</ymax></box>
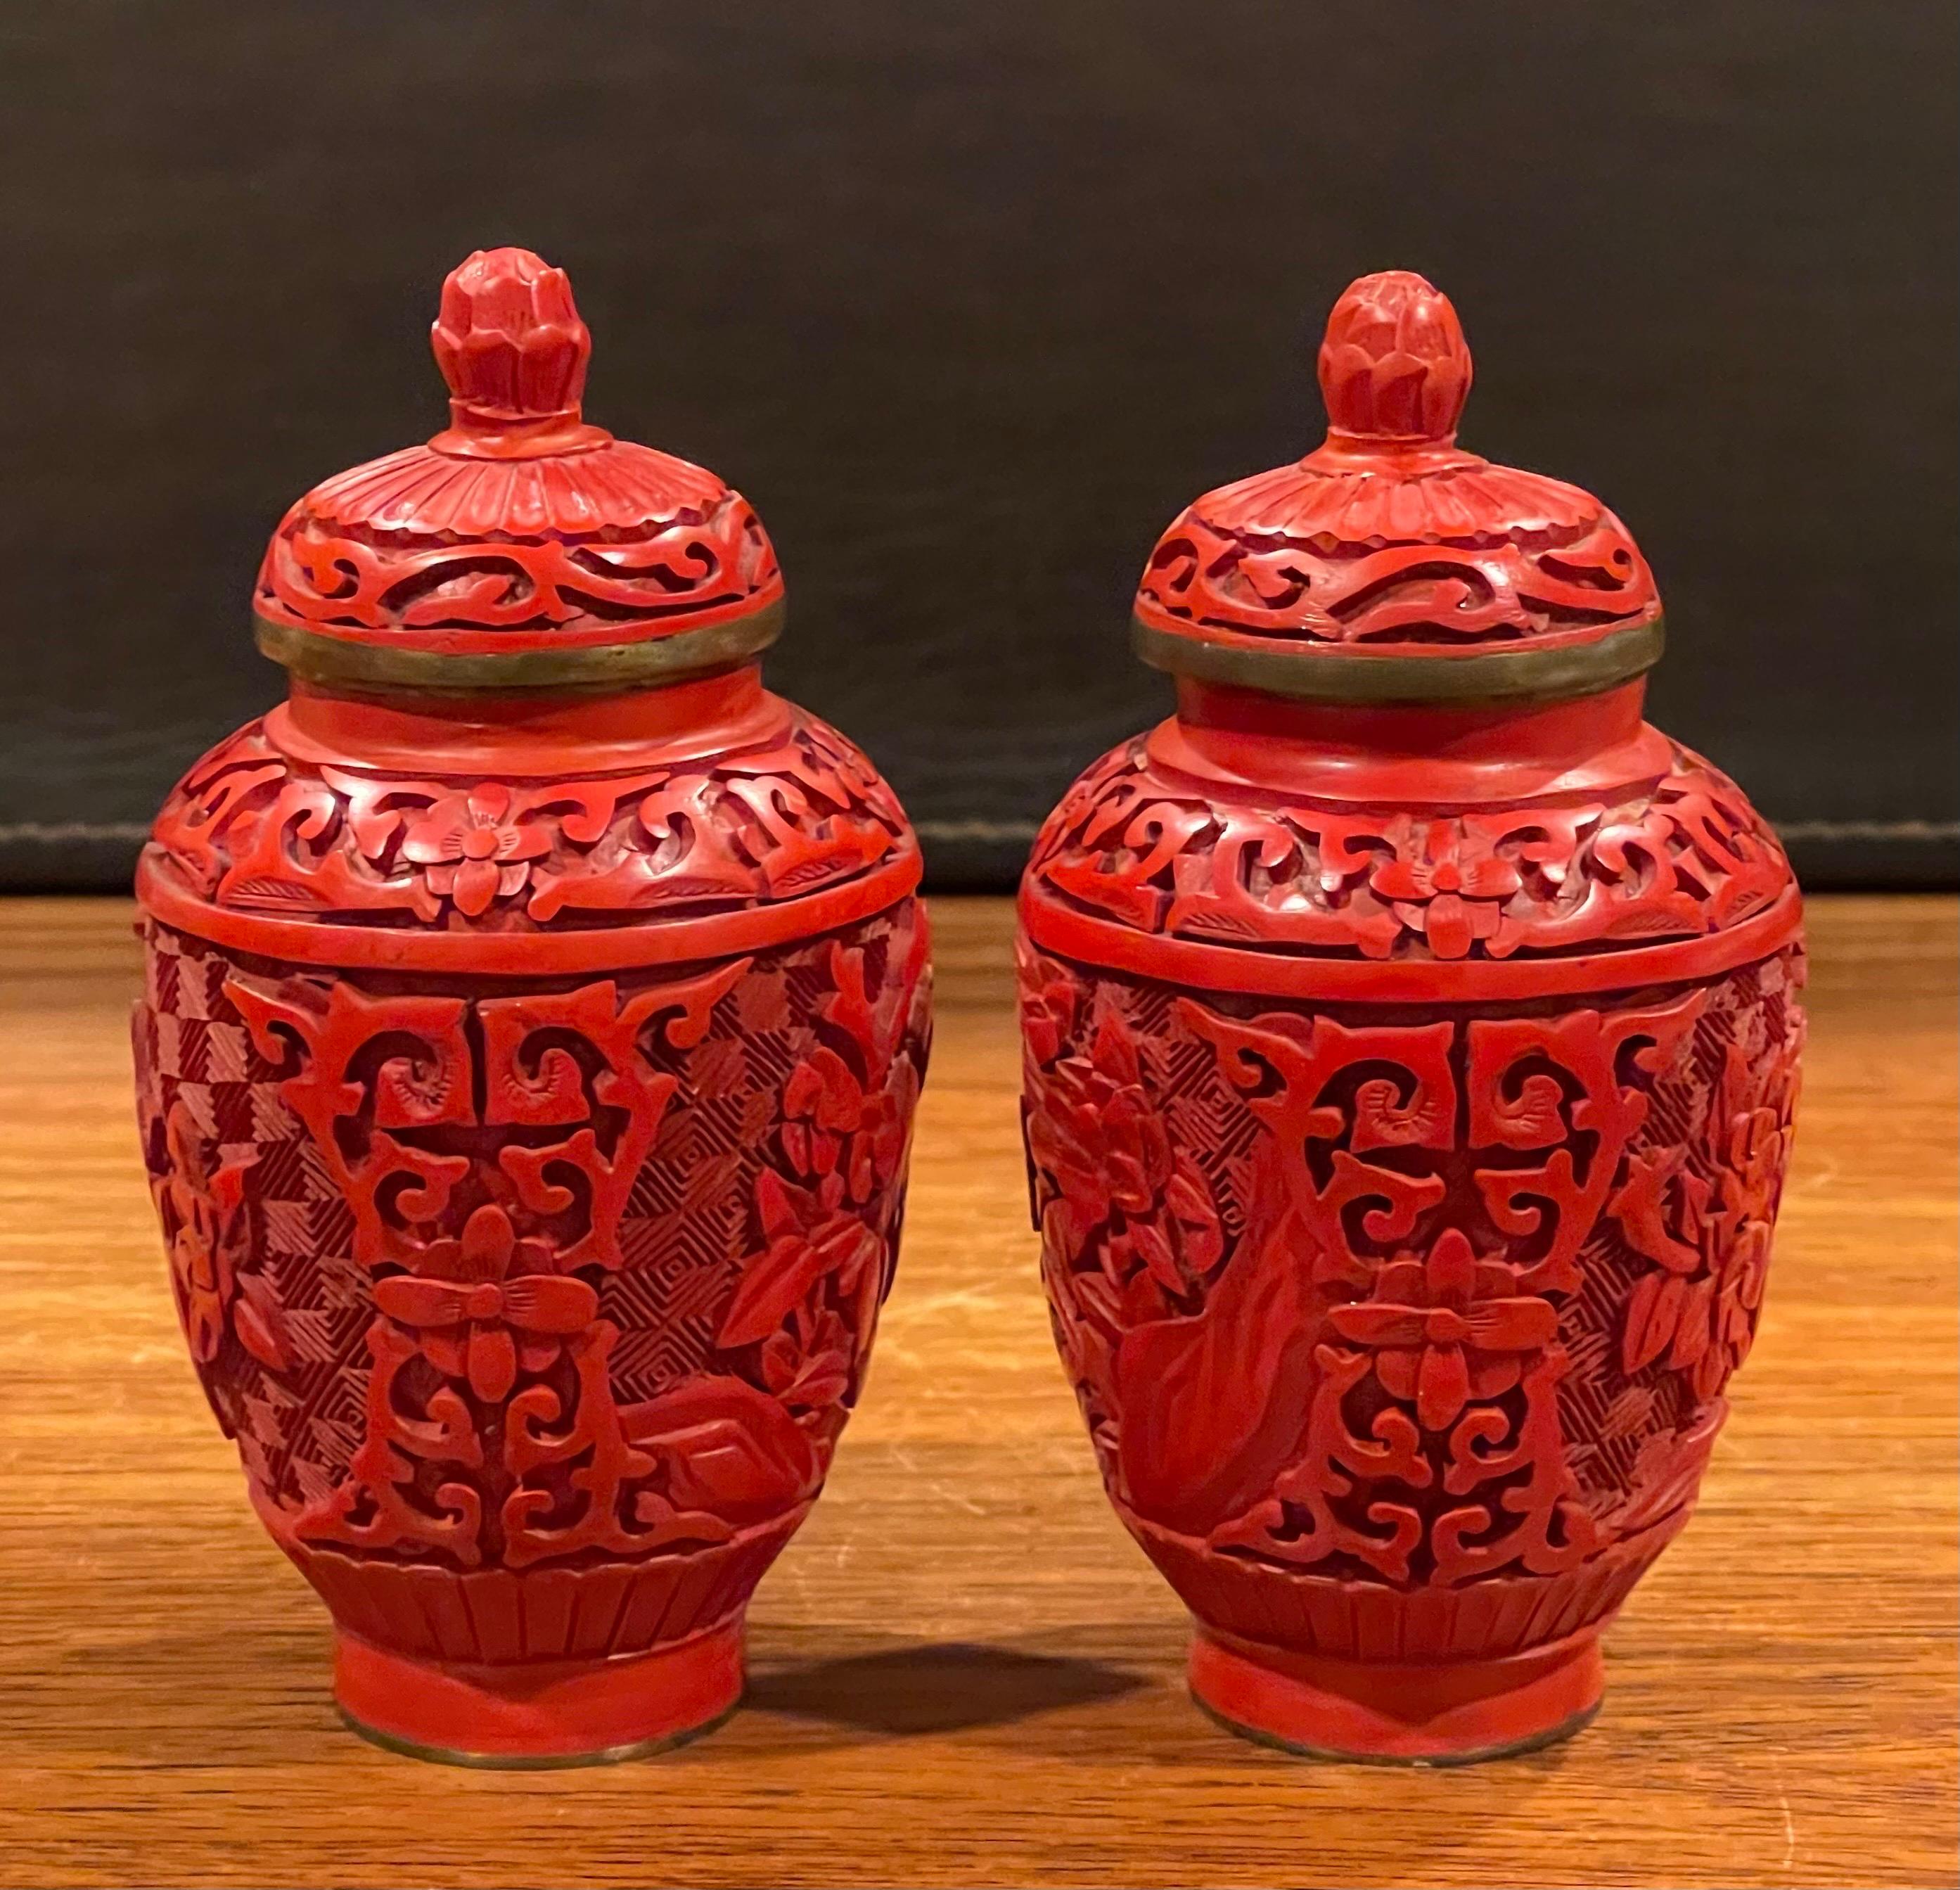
<box><xmin>0</xmin><ymin>894</ymin><xmax>1952</xmax><ymax>1889</ymax></box>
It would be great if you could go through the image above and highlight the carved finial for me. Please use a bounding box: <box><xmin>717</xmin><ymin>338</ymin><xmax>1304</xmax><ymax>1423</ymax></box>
<box><xmin>1317</xmin><ymin>271</ymin><xmax>1471</xmax><ymax>446</ymax></box>
<box><xmin>429</xmin><ymin>248</ymin><xmax>601</xmax><ymax>454</ymax></box>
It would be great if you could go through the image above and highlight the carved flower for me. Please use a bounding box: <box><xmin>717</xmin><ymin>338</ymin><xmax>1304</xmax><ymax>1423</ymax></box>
<box><xmin>1613</xmin><ymin>1039</ymin><xmax>1798</xmax><ymax>1398</ymax></box>
<box><xmin>399</xmin><ymin>785</ymin><xmax>551</xmax><ymax>917</ymax></box>
<box><xmin>1369</xmin><ymin>819</ymin><xmax>1523</xmax><ymax>959</ymax></box>
<box><xmin>1326</xmin><ymin>1228</ymin><xmax>1557</xmax><ymax>1431</ymax></box>
<box><xmin>154</xmin><ymin>1102</ymin><xmax>289</xmax><ymax>1371</ymax></box>
<box><xmin>717</xmin><ymin>1049</ymin><xmax>914</xmax><ymax>1369</ymax></box>
<box><xmin>709</xmin><ymin>940</ymin><xmax>924</xmax><ymax>1434</ymax></box>
<box><xmin>1025</xmin><ymin>1011</ymin><xmax>1223</xmax><ymax>1312</ymax></box>
<box><xmin>1020</xmin><ymin>959</ymin><xmax>1081</xmax><ymax>1068</ymax></box>
<box><xmin>781</xmin><ymin>1045</ymin><xmax>916</xmax><ymax>1210</ymax></box>
<box><xmin>373</xmin><ymin>1202</ymin><xmax>598</xmax><ymax>1403</ymax></box>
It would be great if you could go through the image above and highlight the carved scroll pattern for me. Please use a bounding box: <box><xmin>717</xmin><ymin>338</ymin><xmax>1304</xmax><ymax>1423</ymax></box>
<box><xmin>1027</xmin><ymin>736</ymin><xmax>1791</xmax><ymax>963</ymax></box>
<box><xmin>148</xmin><ymin>712</ymin><xmax>910</xmax><ymax>930</ymax></box>
<box><xmin>134</xmin><ymin>904</ymin><xmax>930</xmax><ymax>1573</ymax></box>
<box><xmin>1020</xmin><ymin>941</ymin><xmax>1805</xmax><ymax>1591</ymax></box>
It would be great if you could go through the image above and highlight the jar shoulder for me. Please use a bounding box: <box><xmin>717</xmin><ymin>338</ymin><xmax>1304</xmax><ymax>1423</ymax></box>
<box><xmin>1021</xmin><ymin>714</ymin><xmax>1798</xmax><ymax>994</ymax></box>
<box><xmin>139</xmin><ymin>694</ymin><xmax>921</xmax><ymax>970</ymax></box>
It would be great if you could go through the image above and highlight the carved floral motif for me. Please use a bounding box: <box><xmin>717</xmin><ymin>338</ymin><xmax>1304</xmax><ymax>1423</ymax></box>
<box><xmin>136</xmin><ymin>908</ymin><xmax>930</xmax><ymax>1586</ymax></box>
<box><xmin>1611</xmin><ymin>1022</ymin><xmax>1803</xmax><ymax>1398</ymax></box>
<box><xmin>1020</xmin><ymin>941</ymin><xmax>1804</xmax><ymax>1631</ymax></box>
<box><xmin>395</xmin><ymin>785</ymin><xmax>556</xmax><ymax>917</ymax></box>
<box><xmin>370</xmin><ymin>1203</ymin><xmax>598</xmax><ymax>1405</ymax></box>
<box><xmin>718</xmin><ymin>932</ymin><xmax>932</xmax><ymax>1446</ymax></box>
<box><xmin>141</xmin><ymin>1097</ymin><xmax>291</xmax><ymax>1379</ymax></box>
<box><xmin>148</xmin><ymin>711</ymin><xmax>912</xmax><ymax>931</ymax></box>
<box><xmin>1023</xmin><ymin>965</ymin><xmax>1224</xmax><ymax>1324</ymax></box>
<box><xmin>1026</xmin><ymin>736</ymin><xmax>1791</xmax><ymax>963</ymax></box>
<box><xmin>1324</xmin><ymin>1230</ymin><xmax>1556</xmax><ymax>1434</ymax></box>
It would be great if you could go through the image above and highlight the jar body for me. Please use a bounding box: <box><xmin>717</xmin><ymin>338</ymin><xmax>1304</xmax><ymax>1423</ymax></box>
<box><xmin>1017</xmin><ymin>683</ymin><xmax>1802</xmax><ymax>1761</ymax></box>
<box><xmin>134</xmin><ymin>672</ymin><xmax>930</xmax><ymax>1762</ymax></box>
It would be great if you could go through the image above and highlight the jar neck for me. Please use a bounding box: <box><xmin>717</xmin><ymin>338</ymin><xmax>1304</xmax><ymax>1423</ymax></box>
<box><xmin>273</xmin><ymin>661</ymin><xmax>786</xmax><ymax>777</ymax></box>
<box><xmin>1158</xmin><ymin>677</ymin><xmax>1667</xmax><ymax>804</ymax></box>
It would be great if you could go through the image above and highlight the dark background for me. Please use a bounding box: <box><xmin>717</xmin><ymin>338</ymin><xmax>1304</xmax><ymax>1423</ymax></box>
<box><xmin>4</xmin><ymin>1</ymin><xmax>1955</xmax><ymax>892</ymax></box>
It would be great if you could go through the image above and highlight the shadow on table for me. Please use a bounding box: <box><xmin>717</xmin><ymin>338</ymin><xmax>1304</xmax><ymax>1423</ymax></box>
<box><xmin>6</xmin><ymin>1616</ymin><xmax>1155</xmax><ymax>1767</ymax></box>
<box><xmin>745</xmin><ymin>1637</ymin><xmax>1148</xmax><ymax>1741</ymax></box>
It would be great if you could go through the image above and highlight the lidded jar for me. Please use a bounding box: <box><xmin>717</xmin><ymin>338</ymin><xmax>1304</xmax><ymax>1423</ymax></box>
<box><xmin>134</xmin><ymin>249</ymin><xmax>931</xmax><ymax>1763</ymax></box>
<box><xmin>1018</xmin><ymin>272</ymin><xmax>1802</xmax><ymax>1761</ymax></box>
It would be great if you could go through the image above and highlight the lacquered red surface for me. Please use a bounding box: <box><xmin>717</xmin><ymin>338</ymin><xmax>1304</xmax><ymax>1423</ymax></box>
<box><xmin>1134</xmin><ymin>271</ymin><xmax>1658</xmax><ymax>653</ymax></box>
<box><xmin>1018</xmin><ymin>271</ymin><xmax>1803</xmax><ymax>1763</ymax></box>
<box><xmin>134</xmin><ymin>250</ymin><xmax>931</xmax><ymax>1765</ymax></box>
<box><xmin>1189</xmin><ymin>1625</ymin><xmax>1606</xmax><ymax>1766</ymax></box>
<box><xmin>255</xmin><ymin>247</ymin><xmax>783</xmax><ymax>659</ymax></box>
<box><xmin>333</xmin><ymin>1620</ymin><xmax>745</xmax><ymax>1766</ymax></box>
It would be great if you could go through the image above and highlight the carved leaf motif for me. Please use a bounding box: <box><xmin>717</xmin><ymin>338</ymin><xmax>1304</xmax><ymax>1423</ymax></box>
<box><xmin>231</xmin><ymin>1282</ymin><xmax>293</xmax><ymax>1372</ymax></box>
<box><xmin>1667</xmin><ymin>1279</ymin><xmax>1716</xmax><ymax>1369</ymax></box>
<box><xmin>1611</xmin><ymin>1149</ymin><xmax>1705</xmax><ymax>1274</ymax></box>
<box><xmin>719</xmin><ymin>1180</ymin><xmax>881</xmax><ymax>1349</ymax></box>
<box><xmin>1622</xmin><ymin>1271</ymin><xmax>1689</xmax><ymax>1374</ymax></box>
<box><xmin>620</xmin><ymin>1377</ymin><xmax>820</xmax><ymax>1527</ymax></box>
<box><xmin>148</xmin><ymin>715</ymin><xmax>910</xmax><ymax>932</ymax></box>
<box><xmin>1163</xmin><ymin>1160</ymin><xmax>1225</xmax><ymax>1280</ymax></box>
<box><xmin>1114</xmin><ymin>1206</ymin><xmax>1318</xmax><ymax>1535</ymax></box>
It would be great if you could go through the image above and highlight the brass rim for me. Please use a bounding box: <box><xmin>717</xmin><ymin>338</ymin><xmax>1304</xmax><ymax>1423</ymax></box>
<box><xmin>1132</xmin><ymin>613</ymin><xmax>1664</xmax><ymax>705</ymax></box>
<box><xmin>337</xmin><ymin>1699</ymin><xmax>740</xmax><ymax>1770</ymax></box>
<box><xmin>256</xmin><ymin>599</ymin><xmax>785</xmax><ymax>693</ymax></box>
<box><xmin>1189</xmin><ymin>1688</ymin><xmax>1603</xmax><ymax>1769</ymax></box>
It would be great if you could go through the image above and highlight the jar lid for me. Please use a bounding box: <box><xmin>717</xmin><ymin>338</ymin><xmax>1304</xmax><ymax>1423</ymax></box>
<box><xmin>253</xmin><ymin>247</ymin><xmax>783</xmax><ymax>691</ymax></box>
<box><xmin>1132</xmin><ymin>271</ymin><xmax>1663</xmax><ymax>703</ymax></box>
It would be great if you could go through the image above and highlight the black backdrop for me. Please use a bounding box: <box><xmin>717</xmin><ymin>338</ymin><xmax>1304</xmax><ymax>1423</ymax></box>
<box><xmin>4</xmin><ymin>1</ymin><xmax>1955</xmax><ymax>891</ymax></box>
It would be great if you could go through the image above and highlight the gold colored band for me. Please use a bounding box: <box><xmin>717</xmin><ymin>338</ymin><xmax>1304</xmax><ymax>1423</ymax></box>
<box><xmin>255</xmin><ymin>600</ymin><xmax>785</xmax><ymax>694</ymax></box>
<box><xmin>1132</xmin><ymin>613</ymin><xmax>1665</xmax><ymax>705</ymax></box>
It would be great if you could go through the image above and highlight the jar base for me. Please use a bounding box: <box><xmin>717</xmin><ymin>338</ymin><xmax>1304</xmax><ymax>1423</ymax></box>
<box><xmin>1188</xmin><ymin>1624</ymin><xmax>1604</xmax><ymax>1766</ymax></box>
<box><xmin>332</xmin><ymin>1617</ymin><xmax>745</xmax><ymax>1768</ymax></box>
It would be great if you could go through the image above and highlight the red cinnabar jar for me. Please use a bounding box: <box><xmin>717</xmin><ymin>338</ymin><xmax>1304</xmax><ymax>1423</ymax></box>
<box><xmin>1018</xmin><ymin>272</ymin><xmax>1802</xmax><ymax>1763</ymax></box>
<box><xmin>134</xmin><ymin>249</ymin><xmax>931</xmax><ymax>1764</ymax></box>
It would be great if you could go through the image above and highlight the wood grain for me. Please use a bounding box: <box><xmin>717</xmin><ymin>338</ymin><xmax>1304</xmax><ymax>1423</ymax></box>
<box><xmin>0</xmin><ymin>895</ymin><xmax>1952</xmax><ymax>1889</ymax></box>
